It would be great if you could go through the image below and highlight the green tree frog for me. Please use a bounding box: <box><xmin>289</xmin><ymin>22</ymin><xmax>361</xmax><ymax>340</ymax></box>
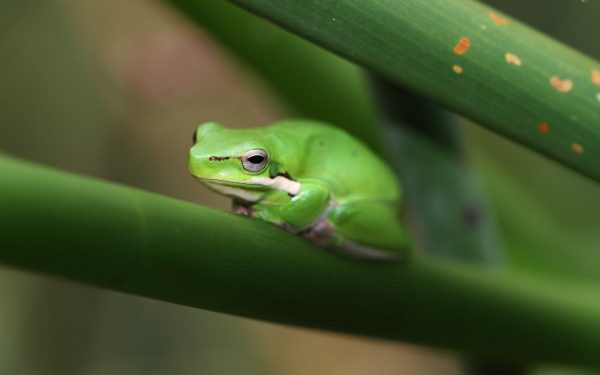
<box><xmin>188</xmin><ymin>120</ymin><xmax>409</xmax><ymax>260</ymax></box>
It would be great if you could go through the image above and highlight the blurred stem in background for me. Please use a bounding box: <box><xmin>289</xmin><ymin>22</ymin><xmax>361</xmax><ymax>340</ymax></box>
<box><xmin>164</xmin><ymin>0</ymin><xmax>382</xmax><ymax>150</ymax></box>
<box><xmin>371</xmin><ymin>78</ymin><xmax>505</xmax><ymax>265</ymax></box>
<box><xmin>370</xmin><ymin>77</ymin><xmax>517</xmax><ymax>374</ymax></box>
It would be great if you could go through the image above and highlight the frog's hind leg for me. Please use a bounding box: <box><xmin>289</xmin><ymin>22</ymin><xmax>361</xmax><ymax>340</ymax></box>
<box><xmin>304</xmin><ymin>200</ymin><xmax>410</xmax><ymax>261</ymax></box>
<box><xmin>301</xmin><ymin>218</ymin><xmax>395</xmax><ymax>261</ymax></box>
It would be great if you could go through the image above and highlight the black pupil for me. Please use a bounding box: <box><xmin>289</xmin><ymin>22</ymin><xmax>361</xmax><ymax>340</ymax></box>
<box><xmin>248</xmin><ymin>155</ymin><xmax>264</xmax><ymax>164</ymax></box>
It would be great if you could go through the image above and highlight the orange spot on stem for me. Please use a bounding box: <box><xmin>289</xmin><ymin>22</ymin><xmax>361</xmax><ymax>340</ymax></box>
<box><xmin>489</xmin><ymin>12</ymin><xmax>509</xmax><ymax>26</ymax></box>
<box><xmin>571</xmin><ymin>143</ymin><xmax>584</xmax><ymax>154</ymax></box>
<box><xmin>550</xmin><ymin>76</ymin><xmax>573</xmax><ymax>93</ymax></box>
<box><xmin>452</xmin><ymin>65</ymin><xmax>463</xmax><ymax>74</ymax></box>
<box><xmin>592</xmin><ymin>69</ymin><xmax>600</xmax><ymax>86</ymax></box>
<box><xmin>453</xmin><ymin>36</ymin><xmax>471</xmax><ymax>55</ymax></box>
<box><xmin>537</xmin><ymin>122</ymin><xmax>549</xmax><ymax>134</ymax></box>
<box><xmin>505</xmin><ymin>53</ymin><xmax>521</xmax><ymax>66</ymax></box>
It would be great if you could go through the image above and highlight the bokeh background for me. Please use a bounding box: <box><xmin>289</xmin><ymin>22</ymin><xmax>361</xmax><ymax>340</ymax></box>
<box><xmin>0</xmin><ymin>0</ymin><xmax>598</xmax><ymax>374</ymax></box>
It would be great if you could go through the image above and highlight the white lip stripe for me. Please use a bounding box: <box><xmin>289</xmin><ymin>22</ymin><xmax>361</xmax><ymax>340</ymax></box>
<box><xmin>252</xmin><ymin>176</ymin><xmax>301</xmax><ymax>195</ymax></box>
<box><xmin>201</xmin><ymin>175</ymin><xmax>301</xmax><ymax>201</ymax></box>
<box><xmin>204</xmin><ymin>183</ymin><xmax>261</xmax><ymax>202</ymax></box>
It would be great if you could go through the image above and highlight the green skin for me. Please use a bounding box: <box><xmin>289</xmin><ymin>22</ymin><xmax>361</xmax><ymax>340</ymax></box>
<box><xmin>188</xmin><ymin>120</ymin><xmax>409</xmax><ymax>260</ymax></box>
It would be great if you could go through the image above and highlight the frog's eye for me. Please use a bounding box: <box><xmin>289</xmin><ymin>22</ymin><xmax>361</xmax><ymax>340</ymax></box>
<box><xmin>242</xmin><ymin>149</ymin><xmax>269</xmax><ymax>172</ymax></box>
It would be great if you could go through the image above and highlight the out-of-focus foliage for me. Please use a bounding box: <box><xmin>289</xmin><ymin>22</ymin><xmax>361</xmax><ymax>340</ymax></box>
<box><xmin>165</xmin><ymin>0</ymin><xmax>381</xmax><ymax>149</ymax></box>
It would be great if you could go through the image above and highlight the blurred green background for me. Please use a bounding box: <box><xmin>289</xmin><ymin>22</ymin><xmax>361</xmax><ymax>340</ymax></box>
<box><xmin>0</xmin><ymin>0</ymin><xmax>598</xmax><ymax>373</ymax></box>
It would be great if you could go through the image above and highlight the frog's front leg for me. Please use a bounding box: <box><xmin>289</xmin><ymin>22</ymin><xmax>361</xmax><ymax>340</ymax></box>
<box><xmin>279</xmin><ymin>180</ymin><xmax>330</xmax><ymax>230</ymax></box>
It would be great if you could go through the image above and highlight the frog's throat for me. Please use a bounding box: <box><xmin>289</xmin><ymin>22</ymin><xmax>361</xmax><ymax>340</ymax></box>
<box><xmin>199</xmin><ymin>175</ymin><xmax>301</xmax><ymax>201</ymax></box>
<box><xmin>203</xmin><ymin>182</ymin><xmax>263</xmax><ymax>202</ymax></box>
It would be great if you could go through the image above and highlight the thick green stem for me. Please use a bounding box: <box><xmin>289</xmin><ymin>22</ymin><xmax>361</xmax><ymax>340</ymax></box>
<box><xmin>2</xmin><ymin>155</ymin><xmax>600</xmax><ymax>366</ymax></box>
<box><xmin>227</xmin><ymin>0</ymin><xmax>600</xmax><ymax>181</ymax></box>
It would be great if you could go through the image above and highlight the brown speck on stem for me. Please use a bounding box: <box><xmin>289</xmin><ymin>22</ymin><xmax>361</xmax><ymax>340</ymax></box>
<box><xmin>592</xmin><ymin>69</ymin><xmax>600</xmax><ymax>86</ymax></box>
<box><xmin>489</xmin><ymin>12</ymin><xmax>509</xmax><ymax>26</ymax></box>
<box><xmin>550</xmin><ymin>76</ymin><xmax>573</xmax><ymax>93</ymax></box>
<box><xmin>571</xmin><ymin>143</ymin><xmax>584</xmax><ymax>154</ymax></box>
<box><xmin>537</xmin><ymin>122</ymin><xmax>549</xmax><ymax>134</ymax></box>
<box><xmin>505</xmin><ymin>53</ymin><xmax>521</xmax><ymax>66</ymax></box>
<box><xmin>453</xmin><ymin>36</ymin><xmax>471</xmax><ymax>55</ymax></box>
<box><xmin>452</xmin><ymin>65</ymin><xmax>463</xmax><ymax>74</ymax></box>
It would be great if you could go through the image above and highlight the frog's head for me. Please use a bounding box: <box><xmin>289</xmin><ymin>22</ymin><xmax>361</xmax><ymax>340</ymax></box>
<box><xmin>188</xmin><ymin>122</ymin><xmax>299</xmax><ymax>202</ymax></box>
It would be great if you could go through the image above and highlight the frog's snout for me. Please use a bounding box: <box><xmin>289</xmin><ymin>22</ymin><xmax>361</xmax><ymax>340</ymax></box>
<box><xmin>188</xmin><ymin>149</ymin><xmax>206</xmax><ymax>177</ymax></box>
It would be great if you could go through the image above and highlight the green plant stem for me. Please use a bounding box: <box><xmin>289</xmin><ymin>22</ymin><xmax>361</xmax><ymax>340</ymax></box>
<box><xmin>2</xmin><ymin>155</ymin><xmax>600</xmax><ymax>366</ymax></box>
<box><xmin>227</xmin><ymin>0</ymin><xmax>600</xmax><ymax>181</ymax></box>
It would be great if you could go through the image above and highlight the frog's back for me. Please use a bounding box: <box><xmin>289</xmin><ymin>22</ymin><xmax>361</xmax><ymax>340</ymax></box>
<box><xmin>267</xmin><ymin>120</ymin><xmax>400</xmax><ymax>201</ymax></box>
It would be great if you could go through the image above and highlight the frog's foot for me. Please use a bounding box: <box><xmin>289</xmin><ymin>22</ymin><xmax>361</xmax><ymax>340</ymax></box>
<box><xmin>232</xmin><ymin>201</ymin><xmax>253</xmax><ymax>216</ymax></box>
<box><xmin>302</xmin><ymin>217</ymin><xmax>403</xmax><ymax>262</ymax></box>
<box><xmin>301</xmin><ymin>217</ymin><xmax>334</xmax><ymax>246</ymax></box>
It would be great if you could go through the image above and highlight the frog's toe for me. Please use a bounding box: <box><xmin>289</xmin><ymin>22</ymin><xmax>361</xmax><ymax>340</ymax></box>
<box><xmin>232</xmin><ymin>201</ymin><xmax>254</xmax><ymax>216</ymax></box>
<box><xmin>328</xmin><ymin>238</ymin><xmax>405</xmax><ymax>261</ymax></box>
